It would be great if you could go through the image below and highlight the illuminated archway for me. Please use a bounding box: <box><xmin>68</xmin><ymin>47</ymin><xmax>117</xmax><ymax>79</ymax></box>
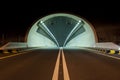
<box><xmin>27</xmin><ymin>13</ymin><xmax>98</xmax><ymax>48</ymax></box>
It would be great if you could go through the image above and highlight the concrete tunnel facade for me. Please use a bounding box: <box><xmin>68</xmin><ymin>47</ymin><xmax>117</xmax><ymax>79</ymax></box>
<box><xmin>27</xmin><ymin>13</ymin><xmax>98</xmax><ymax>48</ymax></box>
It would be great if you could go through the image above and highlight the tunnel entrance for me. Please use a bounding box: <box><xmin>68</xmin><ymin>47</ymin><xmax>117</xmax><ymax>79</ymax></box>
<box><xmin>27</xmin><ymin>13</ymin><xmax>98</xmax><ymax>48</ymax></box>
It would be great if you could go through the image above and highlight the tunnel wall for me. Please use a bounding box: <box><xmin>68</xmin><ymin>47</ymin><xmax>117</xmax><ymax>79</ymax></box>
<box><xmin>27</xmin><ymin>13</ymin><xmax>98</xmax><ymax>48</ymax></box>
<box><xmin>66</xmin><ymin>21</ymin><xmax>96</xmax><ymax>47</ymax></box>
<box><xmin>27</xmin><ymin>23</ymin><xmax>57</xmax><ymax>48</ymax></box>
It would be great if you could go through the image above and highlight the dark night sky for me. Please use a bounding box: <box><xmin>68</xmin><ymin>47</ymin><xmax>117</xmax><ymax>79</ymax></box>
<box><xmin>0</xmin><ymin>1</ymin><xmax>120</xmax><ymax>38</ymax></box>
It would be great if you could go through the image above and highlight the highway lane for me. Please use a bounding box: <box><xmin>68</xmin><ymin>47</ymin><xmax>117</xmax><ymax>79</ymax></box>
<box><xmin>64</xmin><ymin>49</ymin><xmax>120</xmax><ymax>80</ymax></box>
<box><xmin>0</xmin><ymin>49</ymin><xmax>59</xmax><ymax>80</ymax></box>
<box><xmin>0</xmin><ymin>48</ymin><xmax>120</xmax><ymax>80</ymax></box>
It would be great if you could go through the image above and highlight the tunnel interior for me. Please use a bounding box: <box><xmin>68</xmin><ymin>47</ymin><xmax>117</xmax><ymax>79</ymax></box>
<box><xmin>27</xmin><ymin>13</ymin><xmax>97</xmax><ymax>48</ymax></box>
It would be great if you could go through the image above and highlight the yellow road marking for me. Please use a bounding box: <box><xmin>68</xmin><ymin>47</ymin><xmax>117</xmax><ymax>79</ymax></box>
<box><xmin>62</xmin><ymin>49</ymin><xmax>70</xmax><ymax>80</ymax></box>
<box><xmin>52</xmin><ymin>50</ymin><xmax>61</xmax><ymax>80</ymax></box>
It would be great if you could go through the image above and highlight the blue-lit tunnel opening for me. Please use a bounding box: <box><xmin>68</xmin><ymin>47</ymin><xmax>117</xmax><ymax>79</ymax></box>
<box><xmin>27</xmin><ymin>13</ymin><xmax>98</xmax><ymax>48</ymax></box>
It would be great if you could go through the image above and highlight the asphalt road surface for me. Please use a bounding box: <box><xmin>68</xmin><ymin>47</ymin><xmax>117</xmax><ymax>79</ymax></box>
<box><xmin>64</xmin><ymin>49</ymin><xmax>120</xmax><ymax>80</ymax></box>
<box><xmin>0</xmin><ymin>49</ymin><xmax>59</xmax><ymax>80</ymax></box>
<box><xmin>0</xmin><ymin>48</ymin><xmax>120</xmax><ymax>80</ymax></box>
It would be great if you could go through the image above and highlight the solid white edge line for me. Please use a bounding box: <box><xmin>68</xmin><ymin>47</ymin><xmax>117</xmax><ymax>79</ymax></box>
<box><xmin>52</xmin><ymin>49</ymin><xmax>61</xmax><ymax>80</ymax></box>
<box><xmin>87</xmin><ymin>49</ymin><xmax>120</xmax><ymax>60</ymax></box>
<box><xmin>62</xmin><ymin>49</ymin><xmax>70</xmax><ymax>80</ymax></box>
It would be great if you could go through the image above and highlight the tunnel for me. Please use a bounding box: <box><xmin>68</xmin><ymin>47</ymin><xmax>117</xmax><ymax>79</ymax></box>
<box><xmin>27</xmin><ymin>13</ymin><xmax>98</xmax><ymax>48</ymax></box>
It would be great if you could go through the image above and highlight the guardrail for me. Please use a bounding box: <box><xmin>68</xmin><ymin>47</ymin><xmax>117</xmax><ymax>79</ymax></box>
<box><xmin>87</xmin><ymin>47</ymin><xmax>120</xmax><ymax>55</ymax></box>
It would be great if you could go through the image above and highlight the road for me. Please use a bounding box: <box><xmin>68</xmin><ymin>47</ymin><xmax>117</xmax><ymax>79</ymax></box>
<box><xmin>0</xmin><ymin>49</ymin><xmax>59</xmax><ymax>80</ymax></box>
<box><xmin>64</xmin><ymin>49</ymin><xmax>120</xmax><ymax>80</ymax></box>
<box><xmin>0</xmin><ymin>48</ymin><xmax>120</xmax><ymax>80</ymax></box>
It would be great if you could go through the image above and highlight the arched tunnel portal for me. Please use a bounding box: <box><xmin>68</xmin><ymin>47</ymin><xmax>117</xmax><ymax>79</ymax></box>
<box><xmin>27</xmin><ymin>13</ymin><xmax>98</xmax><ymax>48</ymax></box>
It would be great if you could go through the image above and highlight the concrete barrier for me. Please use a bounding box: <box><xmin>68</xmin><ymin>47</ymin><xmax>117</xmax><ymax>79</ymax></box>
<box><xmin>0</xmin><ymin>47</ymin><xmax>37</xmax><ymax>54</ymax></box>
<box><xmin>87</xmin><ymin>47</ymin><xmax>120</xmax><ymax>55</ymax></box>
<box><xmin>0</xmin><ymin>49</ymin><xmax>21</xmax><ymax>54</ymax></box>
<box><xmin>106</xmin><ymin>49</ymin><xmax>120</xmax><ymax>54</ymax></box>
